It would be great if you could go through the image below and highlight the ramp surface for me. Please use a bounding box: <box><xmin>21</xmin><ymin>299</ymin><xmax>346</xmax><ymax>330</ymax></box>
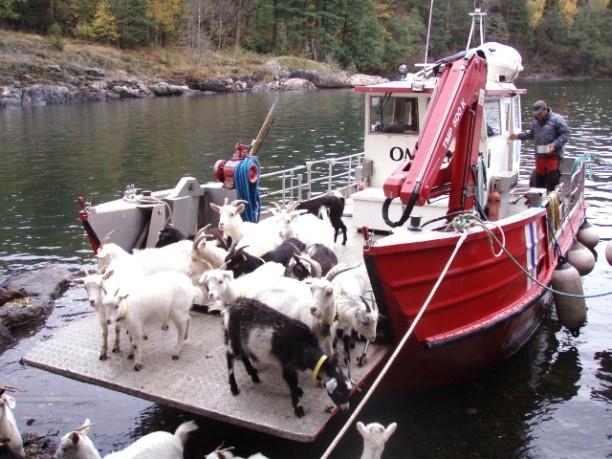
<box><xmin>23</xmin><ymin>312</ymin><xmax>387</xmax><ymax>442</ymax></box>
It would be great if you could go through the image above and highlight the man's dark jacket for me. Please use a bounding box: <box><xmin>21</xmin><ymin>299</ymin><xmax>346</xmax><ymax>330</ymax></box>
<box><xmin>518</xmin><ymin>109</ymin><xmax>569</xmax><ymax>157</ymax></box>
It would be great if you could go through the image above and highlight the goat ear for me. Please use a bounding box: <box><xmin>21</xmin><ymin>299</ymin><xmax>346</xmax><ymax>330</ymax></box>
<box><xmin>236</xmin><ymin>203</ymin><xmax>245</xmax><ymax>214</ymax></box>
<box><xmin>198</xmin><ymin>272</ymin><xmax>208</xmax><ymax>284</ymax></box>
<box><xmin>71</xmin><ymin>432</ymin><xmax>80</xmax><ymax>445</ymax></box>
<box><xmin>74</xmin><ymin>277</ymin><xmax>85</xmax><ymax>285</ymax></box>
<box><xmin>384</xmin><ymin>422</ymin><xmax>397</xmax><ymax>441</ymax></box>
<box><xmin>119</xmin><ymin>293</ymin><xmax>129</xmax><ymax>301</ymax></box>
<box><xmin>356</xmin><ymin>421</ymin><xmax>368</xmax><ymax>438</ymax></box>
<box><xmin>223</xmin><ymin>271</ymin><xmax>234</xmax><ymax>281</ymax></box>
<box><xmin>209</xmin><ymin>203</ymin><xmax>221</xmax><ymax>213</ymax></box>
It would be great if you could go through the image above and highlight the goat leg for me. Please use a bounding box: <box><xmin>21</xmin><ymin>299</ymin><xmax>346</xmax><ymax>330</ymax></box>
<box><xmin>112</xmin><ymin>324</ymin><xmax>121</xmax><ymax>353</ymax></box>
<box><xmin>241</xmin><ymin>356</ymin><xmax>260</xmax><ymax>383</ymax></box>
<box><xmin>342</xmin><ymin>334</ymin><xmax>351</xmax><ymax>367</ymax></box>
<box><xmin>99</xmin><ymin>316</ymin><xmax>108</xmax><ymax>361</ymax></box>
<box><xmin>282</xmin><ymin>367</ymin><xmax>304</xmax><ymax>418</ymax></box>
<box><xmin>226</xmin><ymin>351</ymin><xmax>240</xmax><ymax>395</ymax></box>
<box><xmin>357</xmin><ymin>341</ymin><xmax>370</xmax><ymax>367</ymax></box>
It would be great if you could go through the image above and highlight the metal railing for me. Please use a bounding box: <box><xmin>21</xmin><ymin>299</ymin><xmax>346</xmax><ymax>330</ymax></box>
<box><xmin>258</xmin><ymin>152</ymin><xmax>365</xmax><ymax>204</ymax></box>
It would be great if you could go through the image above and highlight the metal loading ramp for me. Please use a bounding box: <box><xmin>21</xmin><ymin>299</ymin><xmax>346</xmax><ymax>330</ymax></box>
<box><xmin>23</xmin><ymin>312</ymin><xmax>388</xmax><ymax>442</ymax></box>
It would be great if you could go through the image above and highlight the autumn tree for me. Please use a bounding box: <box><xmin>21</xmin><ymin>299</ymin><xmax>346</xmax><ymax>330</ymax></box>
<box><xmin>92</xmin><ymin>0</ymin><xmax>119</xmax><ymax>44</ymax></box>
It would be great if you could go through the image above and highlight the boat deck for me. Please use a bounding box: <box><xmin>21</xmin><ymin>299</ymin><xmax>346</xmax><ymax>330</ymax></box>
<box><xmin>24</xmin><ymin>212</ymin><xmax>389</xmax><ymax>442</ymax></box>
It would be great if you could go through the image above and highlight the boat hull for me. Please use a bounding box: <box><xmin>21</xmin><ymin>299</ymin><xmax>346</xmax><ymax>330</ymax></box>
<box><xmin>365</xmin><ymin>198</ymin><xmax>586</xmax><ymax>388</ymax></box>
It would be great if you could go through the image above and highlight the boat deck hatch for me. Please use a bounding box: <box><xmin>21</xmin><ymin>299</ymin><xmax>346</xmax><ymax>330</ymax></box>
<box><xmin>23</xmin><ymin>312</ymin><xmax>388</xmax><ymax>442</ymax></box>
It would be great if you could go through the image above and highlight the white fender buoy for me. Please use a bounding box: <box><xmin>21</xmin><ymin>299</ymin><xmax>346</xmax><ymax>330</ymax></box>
<box><xmin>566</xmin><ymin>240</ymin><xmax>596</xmax><ymax>276</ymax></box>
<box><xmin>552</xmin><ymin>262</ymin><xmax>586</xmax><ymax>332</ymax></box>
<box><xmin>606</xmin><ymin>240</ymin><xmax>612</xmax><ymax>266</ymax></box>
<box><xmin>577</xmin><ymin>221</ymin><xmax>600</xmax><ymax>249</ymax></box>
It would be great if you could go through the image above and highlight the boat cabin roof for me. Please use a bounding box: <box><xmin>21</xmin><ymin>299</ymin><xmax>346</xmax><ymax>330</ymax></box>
<box><xmin>355</xmin><ymin>78</ymin><xmax>526</xmax><ymax>97</ymax></box>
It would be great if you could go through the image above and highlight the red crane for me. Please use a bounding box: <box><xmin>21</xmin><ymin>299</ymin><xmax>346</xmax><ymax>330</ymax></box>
<box><xmin>382</xmin><ymin>50</ymin><xmax>488</xmax><ymax>227</ymax></box>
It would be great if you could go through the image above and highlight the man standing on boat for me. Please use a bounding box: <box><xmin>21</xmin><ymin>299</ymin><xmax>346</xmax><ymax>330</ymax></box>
<box><xmin>509</xmin><ymin>100</ymin><xmax>569</xmax><ymax>191</ymax></box>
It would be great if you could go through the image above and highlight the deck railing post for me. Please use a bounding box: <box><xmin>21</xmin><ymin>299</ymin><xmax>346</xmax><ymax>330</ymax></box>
<box><xmin>347</xmin><ymin>156</ymin><xmax>353</xmax><ymax>197</ymax></box>
<box><xmin>297</xmin><ymin>174</ymin><xmax>303</xmax><ymax>201</ymax></box>
<box><xmin>328</xmin><ymin>161</ymin><xmax>334</xmax><ymax>194</ymax></box>
<box><xmin>306</xmin><ymin>162</ymin><xmax>313</xmax><ymax>200</ymax></box>
<box><xmin>281</xmin><ymin>171</ymin><xmax>286</xmax><ymax>205</ymax></box>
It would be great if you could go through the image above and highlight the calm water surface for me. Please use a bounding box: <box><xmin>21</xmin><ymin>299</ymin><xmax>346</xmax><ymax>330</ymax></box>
<box><xmin>0</xmin><ymin>81</ymin><xmax>610</xmax><ymax>458</ymax></box>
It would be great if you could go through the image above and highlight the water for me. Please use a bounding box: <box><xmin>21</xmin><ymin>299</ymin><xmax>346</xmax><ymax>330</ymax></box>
<box><xmin>0</xmin><ymin>81</ymin><xmax>610</xmax><ymax>458</ymax></box>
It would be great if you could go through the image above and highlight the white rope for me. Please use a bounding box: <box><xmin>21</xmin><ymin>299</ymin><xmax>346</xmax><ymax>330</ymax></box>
<box><xmin>320</xmin><ymin>231</ymin><xmax>469</xmax><ymax>459</ymax></box>
<box><xmin>123</xmin><ymin>195</ymin><xmax>173</xmax><ymax>225</ymax></box>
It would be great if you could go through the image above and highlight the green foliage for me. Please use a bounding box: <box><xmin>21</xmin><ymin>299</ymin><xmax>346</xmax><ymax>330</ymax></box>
<box><xmin>110</xmin><ymin>0</ymin><xmax>154</xmax><ymax>48</ymax></box>
<box><xmin>48</xmin><ymin>22</ymin><xmax>64</xmax><ymax>50</ymax></box>
<box><xmin>0</xmin><ymin>0</ymin><xmax>24</xmax><ymax>21</ymax></box>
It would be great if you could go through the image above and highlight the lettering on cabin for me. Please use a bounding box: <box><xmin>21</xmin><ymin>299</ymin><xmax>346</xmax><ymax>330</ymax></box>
<box><xmin>389</xmin><ymin>146</ymin><xmax>412</xmax><ymax>161</ymax></box>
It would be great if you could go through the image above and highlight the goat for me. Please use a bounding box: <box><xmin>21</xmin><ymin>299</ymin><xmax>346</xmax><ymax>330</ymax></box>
<box><xmin>53</xmin><ymin>419</ymin><xmax>197</xmax><ymax>459</ymax></box>
<box><xmin>357</xmin><ymin>421</ymin><xmax>397</xmax><ymax>459</ymax></box>
<box><xmin>276</xmin><ymin>205</ymin><xmax>334</xmax><ymax>250</ymax></box>
<box><xmin>0</xmin><ymin>390</ymin><xmax>25</xmax><ymax>459</ymax></box>
<box><xmin>200</xmin><ymin>265</ymin><xmax>353</xmax><ymax>356</ymax></box>
<box><xmin>155</xmin><ymin>225</ymin><xmax>194</xmax><ymax>248</ymax></box>
<box><xmin>74</xmin><ymin>271</ymin><xmax>121</xmax><ymax>360</ymax></box>
<box><xmin>104</xmin><ymin>421</ymin><xmax>197</xmax><ymax>459</ymax></box>
<box><xmin>223</xmin><ymin>298</ymin><xmax>352</xmax><ymax>417</ymax></box>
<box><xmin>103</xmin><ymin>272</ymin><xmax>197</xmax><ymax>371</ymax></box>
<box><xmin>210</xmin><ymin>199</ymin><xmax>281</xmax><ymax>257</ymax></box>
<box><xmin>224</xmin><ymin>238</ymin><xmax>307</xmax><ymax>278</ymax></box>
<box><xmin>296</xmin><ymin>191</ymin><xmax>348</xmax><ymax>245</ymax></box>
<box><xmin>204</xmin><ymin>445</ymin><xmax>269</xmax><ymax>459</ymax></box>
<box><xmin>335</xmin><ymin>295</ymin><xmax>379</xmax><ymax>368</ymax></box>
<box><xmin>53</xmin><ymin>419</ymin><xmax>99</xmax><ymax>459</ymax></box>
<box><xmin>285</xmin><ymin>242</ymin><xmax>338</xmax><ymax>280</ymax></box>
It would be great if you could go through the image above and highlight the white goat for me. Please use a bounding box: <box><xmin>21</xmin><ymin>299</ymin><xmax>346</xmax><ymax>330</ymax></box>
<box><xmin>277</xmin><ymin>207</ymin><xmax>334</xmax><ymax>250</ymax></box>
<box><xmin>357</xmin><ymin>421</ymin><xmax>397</xmax><ymax>459</ymax></box>
<box><xmin>204</xmin><ymin>446</ymin><xmax>269</xmax><ymax>459</ymax></box>
<box><xmin>210</xmin><ymin>200</ymin><xmax>281</xmax><ymax>257</ymax></box>
<box><xmin>332</xmin><ymin>263</ymin><xmax>371</xmax><ymax>298</ymax></box>
<box><xmin>103</xmin><ymin>272</ymin><xmax>197</xmax><ymax>371</ymax></box>
<box><xmin>335</xmin><ymin>295</ymin><xmax>379</xmax><ymax>368</ymax></box>
<box><xmin>104</xmin><ymin>421</ymin><xmax>197</xmax><ymax>459</ymax></box>
<box><xmin>54</xmin><ymin>419</ymin><xmax>197</xmax><ymax>459</ymax></box>
<box><xmin>0</xmin><ymin>390</ymin><xmax>25</xmax><ymax>459</ymax></box>
<box><xmin>75</xmin><ymin>272</ymin><xmax>120</xmax><ymax>360</ymax></box>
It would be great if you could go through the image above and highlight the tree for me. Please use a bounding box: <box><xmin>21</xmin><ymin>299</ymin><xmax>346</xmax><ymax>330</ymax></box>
<box><xmin>382</xmin><ymin>8</ymin><xmax>425</xmax><ymax>71</ymax></box>
<box><xmin>148</xmin><ymin>0</ymin><xmax>182</xmax><ymax>45</ymax></box>
<box><xmin>92</xmin><ymin>0</ymin><xmax>119</xmax><ymax>44</ymax></box>
<box><xmin>0</xmin><ymin>0</ymin><xmax>24</xmax><ymax>22</ymax></box>
<box><xmin>110</xmin><ymin>0</ymin><xmax>154</xmax><ymax>47</ymax></box>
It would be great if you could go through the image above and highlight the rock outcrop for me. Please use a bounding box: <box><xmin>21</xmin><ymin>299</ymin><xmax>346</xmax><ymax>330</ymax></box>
<box><xmin>0</xmin><ymin>268</ymin><xmax>70</xmax><ymax>349</ymax></box>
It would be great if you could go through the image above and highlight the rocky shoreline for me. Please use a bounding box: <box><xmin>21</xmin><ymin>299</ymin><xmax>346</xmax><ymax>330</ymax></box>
<box><xmin>0</xmin><ymin>65</ymin><xmax>387</xmax><ymax>110</ymax></box>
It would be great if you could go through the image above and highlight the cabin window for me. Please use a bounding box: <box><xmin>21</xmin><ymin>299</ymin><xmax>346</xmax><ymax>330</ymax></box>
<box><xmin>370</xmin><ymin>96</ymin><xmax>419</xmax><ymax>134</ymax></box>
<box><xmin>512</xmin><ymin>97</ymin><xmax>521</xmax><ymax>130</ymax></box>
<box><xmin>485</xmin><ymin>99</ymin><xmax>502</xmax><ymax>137</ymax></box>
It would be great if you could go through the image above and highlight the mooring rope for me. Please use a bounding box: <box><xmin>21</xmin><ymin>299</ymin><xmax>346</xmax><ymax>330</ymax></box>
<box><xmin>320</xmin><ymin>230</ymin><xmax>469</xmax><ymax>459</ymax></box>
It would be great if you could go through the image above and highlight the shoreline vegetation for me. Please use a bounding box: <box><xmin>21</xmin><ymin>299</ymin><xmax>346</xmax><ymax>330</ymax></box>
<box><xmin>0</xmin><ymin>0</ymin><xmax>610</xmax><ymax>110</ymax></box>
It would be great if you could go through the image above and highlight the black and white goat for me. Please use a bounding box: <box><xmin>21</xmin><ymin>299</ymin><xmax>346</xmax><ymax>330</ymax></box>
<box><xmin>286</xmin><ymin>243</ymin><xmax>338</xmax><ymax>280</ymax></box>
<box><xmin>155</xmin><ymin>225</ymin><xmax>193</xmax><ymax>248</ymax></box>
<box><xmin>223</xmin><ymin>298</ymin><xmax>352</xmax><ymax>418</ymax></box>
<box><xmin>224</xmin><ymin>238</ymin><xmax>306</xmax><ymax>278</ymax></box>
<box><xmin>295</xmin><ymin>191</ymin><xmax>347</xmax><ymax>245</ymax></box>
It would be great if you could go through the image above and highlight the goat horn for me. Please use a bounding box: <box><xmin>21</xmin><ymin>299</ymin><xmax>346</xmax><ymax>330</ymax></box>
<box><xmin>296</xmin><ymin>254</ymin><xmax>322</xmax><ymax>278</ymax></box>
<box><xmin>271</xmin><ymin>202</ymin><xmax>282</xmax><ymax>210</ymax></box>
<box><xmin>325</xmin><ymin>262</ymin><xmax>361</xmax><ymax>282</ymax></box>
<box><xmin>223</xmin><ymin>197</ymin><xmax>228</xmax><ymax>206</ymax></box>
<box><xmin>360</xmin><ymin>295</ymin><xmax>371</xmax><ymax>313</ymax></box>
<box><xmin>231</xmin><ymin>199</ymin><xmax>248</xmax><ymax>206</ymax></box>
<box><xmin>287</xmin><ymin>201</ymin><xmax>301</xmax><ymax>212</ymax></box>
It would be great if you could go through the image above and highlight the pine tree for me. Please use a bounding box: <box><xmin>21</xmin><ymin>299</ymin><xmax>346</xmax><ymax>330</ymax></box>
<box><xmin>147</xmin><ymin>0</ymin><xmax>182</xmax><ymax>45</ymax></box>
<box><xmin>92</xmin><ymin>0</ymin><xmax>119</xmax><ymax>44</ymax></box>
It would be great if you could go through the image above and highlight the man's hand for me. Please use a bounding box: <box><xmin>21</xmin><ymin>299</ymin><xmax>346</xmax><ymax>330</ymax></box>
<box><xmin>509</xmin><ymin>133</ymin><xmax>518</xmax><ymax>140</ymax></box>
<box><xmin>547</xmin><ymin>144</ymin><xmax>556</xmax><ymax>153</ymax></box>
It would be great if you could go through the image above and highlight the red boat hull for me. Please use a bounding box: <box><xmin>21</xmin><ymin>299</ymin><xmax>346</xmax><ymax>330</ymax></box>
<box><xmin>364</xmin><ymin>199</ymin><xmax>586</xmax><ymax>388</ymax></box>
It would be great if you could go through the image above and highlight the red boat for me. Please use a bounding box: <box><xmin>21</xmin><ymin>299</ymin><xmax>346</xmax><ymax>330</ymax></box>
<box><xmin>350</xmin><ymin>13</ymin><xmax>589</xmax><ymax>386</ymax></box>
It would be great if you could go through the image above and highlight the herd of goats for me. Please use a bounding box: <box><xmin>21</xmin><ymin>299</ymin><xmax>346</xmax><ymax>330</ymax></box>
<box><xmin>0</xmin><ymin>193</ymin><xmax>399</xmax><ymax>459</ymax></box>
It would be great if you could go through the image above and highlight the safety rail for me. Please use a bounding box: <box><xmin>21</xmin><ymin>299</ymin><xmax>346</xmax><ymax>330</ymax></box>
<box><xmin>258</xmin><ymin>152</ymin><xmax>365</xmax><ymax>204</ymax></box>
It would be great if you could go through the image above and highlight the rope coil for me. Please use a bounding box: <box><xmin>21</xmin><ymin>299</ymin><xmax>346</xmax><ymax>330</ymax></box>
<box><xmin>235</xmin><ymin>157</ymin><xmax>261</xmax><ymax>223</ymax></box>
